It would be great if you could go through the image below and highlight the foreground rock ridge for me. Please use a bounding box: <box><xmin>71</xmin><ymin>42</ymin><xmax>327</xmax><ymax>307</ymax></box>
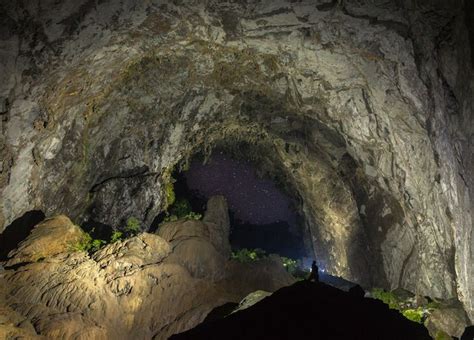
<box><xmin>0</xmin><ymin>202</ymin><xmax>295</xmax><ymax>339</ymax></box>
<box><xmin>171</xmin><ymin>280</ymin><xmax>432</xmax><ymax>340</ymax></box>
<box><xmin>0</xmin><ymin>0</ymin><xmax>472</xmax><ymax>322</ymax></box>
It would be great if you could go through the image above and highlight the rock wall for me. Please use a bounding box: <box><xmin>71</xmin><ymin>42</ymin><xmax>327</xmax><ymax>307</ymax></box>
<box><xmin>0</xmin><ymin>0</ymin><xmax>472</xmax><ymax>321</ymax></box>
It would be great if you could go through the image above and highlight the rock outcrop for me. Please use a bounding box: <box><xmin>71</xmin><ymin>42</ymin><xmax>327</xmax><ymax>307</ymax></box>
<box><xmin>425</xmin><ymin>306</ymin><xmax>470</xmax><ymax>339</ymax></box>
<box><xmin>0</xmin><ymin>199</ymin><xmax>295</xmax><ymax>339</ymax></box>
<box><xmin>5</xmin><ymin>215</ymin><xmax>83</xmax><ymax>266</ymax></box>
<box><xmin>171</xmin><ymin>280</ymin><xmax>432</xmax><ymax>340</ymax></box>
<box><xmin>0</xmin><ymin>0</ymin><xmax>472</xmax><ymax>323</ymax></box>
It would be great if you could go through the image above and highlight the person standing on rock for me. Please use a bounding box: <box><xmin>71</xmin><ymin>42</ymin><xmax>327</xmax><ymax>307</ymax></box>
<box><xmin>307</xmin><ymin>260</ymin><xmax>319</xmax><ymax>282</ymax></box>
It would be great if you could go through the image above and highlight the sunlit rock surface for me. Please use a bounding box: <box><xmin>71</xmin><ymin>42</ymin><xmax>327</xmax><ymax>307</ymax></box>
<box><xmin>5</xmin><ymin>215</ymin><xmax>83</xmax><ymax>266</ymax></box>
<box><xmin>0</xmin><ymin>0</ymin><xmax>472</xmax><ymax>323</ymax></box>
<box><xmin>0</xmin><ymin>203</ymin><xmax>294</xmax><ymax>339</ymax></box>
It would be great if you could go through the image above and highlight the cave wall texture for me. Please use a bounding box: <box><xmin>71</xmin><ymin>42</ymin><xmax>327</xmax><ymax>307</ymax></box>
<box><xmin>0</xmin><ymin>0</ymin><xmax>472</xmax><ymax>322</ymax></box>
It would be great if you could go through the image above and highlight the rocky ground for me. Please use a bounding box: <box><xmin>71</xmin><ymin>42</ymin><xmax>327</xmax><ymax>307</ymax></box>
<box><xmin>0</xmin><ymin>196</ymin><xmax>295</xmax><ymax>339</ymax></box>
<box><xmin>172</xmin><ymin>280</ymin><xmax>432</xmax><ymax>340</ymax></box>
<box><xmin>173</xmin><ymin>281</ymin><xmax>474</xmax><ymax>340</ymax></box>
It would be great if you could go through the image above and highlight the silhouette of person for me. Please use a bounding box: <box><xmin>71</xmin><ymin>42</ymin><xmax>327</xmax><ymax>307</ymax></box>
<box><xmin>307</xmin><ymin>260</ymin><xmax>319</xmax><ymax>282</ymax></box>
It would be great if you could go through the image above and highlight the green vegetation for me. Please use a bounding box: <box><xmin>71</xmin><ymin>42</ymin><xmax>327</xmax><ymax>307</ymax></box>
<box><xmin>165</xmin><ymin>181</ymin><xmax>176</xmax><ymax>208</ymax></box>
<box><xmin>170</xmin><ymin>198</ymin><xmax>193</xmax><ymax>218</ymax></box>
<box><xmin>402</xmin><ymin>308</ymin><xmax>424</xmax><ymax>324</ymax></box>
<box><xmin>163</xmin><ymin>211</ymin><xmax>202</xmax><ymax>222</ymax></box>
<box><xmin>70</xmin><ymin>217</ymin><xmax>142</xmax><ymax>255</ymax></box>
<box><xmin>70</xmin><ymin>231</ymin><xmax>106</xmax><ymax>254</ymax></box>
<box><xmin>280</xmin><ymin>256</ymin><xmax>310</xmax><ymax>281</ymax></box>
<box><xmin>281</xmin><ymin>256</ymin><xmax>298</xmax><ymax>276</ymax></box>
<box><xmin>160</xmin><ymin>165</ymin><xmax>203</xmax><ymax>224</ymax></box>
<box><xmin>231</xmin><ymin>249</ymin><xmax>309</xmax><ymax>280</ymax></box>
<box><xmin>162</xmin><ymin>168</ymin><xmax>176</xmax><ymax>209</ymax></box>
<box><xmin>110</xmin><ymin>230</ymin><xmax>123</xmax><ymax>243</ymax></box>
<box><xmin>231</xmin><ymin>248</ymin><xmax>267</xmax><ymax>263</ymax></box>
<box><xmin>124</xmin><ymin>217</ymin><xmax>141</xmax><ymax>235</ymax></box>
<box><xmin>371</xmin><ymin>288</ymin><xmax>401</xmax><ymax>310</ymax></box>
<box><xmin>163</xmin><ymin>214</ymin><xmax>178</xmax><ymax>223</ymax></box>
<box><xmin>161</xmin><ymin>198</ymin><xmax>203</xmax><ymax>225</ymax></box>
<box><xmin>371</xmin><ymin>288</ymin><xmax>441</xmax><ymax>324</ymax></box>
<box><xmin>435</xmin><ymin>330</ymin><xmax>452</xmax><ymax>340</ymax></box>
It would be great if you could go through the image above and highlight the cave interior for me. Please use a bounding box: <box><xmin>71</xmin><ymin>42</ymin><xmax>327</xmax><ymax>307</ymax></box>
<box><xmin>0</xmin><ymin>0</ymin><xmax>473</xmax><ymax>339</ymax></box>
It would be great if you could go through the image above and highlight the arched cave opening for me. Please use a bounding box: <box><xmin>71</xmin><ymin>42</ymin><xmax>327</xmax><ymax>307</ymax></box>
<box><xmin>151</xmin><ymin>144</ymin><xmax>314</xmax><ymax>266</ymax></box>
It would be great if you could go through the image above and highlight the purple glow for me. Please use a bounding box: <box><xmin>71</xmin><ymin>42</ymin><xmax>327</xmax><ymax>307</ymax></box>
<box><xmin>184</xmin><ymin>152</ymin><xmax>297</xmax><ymax>226</ymax></box>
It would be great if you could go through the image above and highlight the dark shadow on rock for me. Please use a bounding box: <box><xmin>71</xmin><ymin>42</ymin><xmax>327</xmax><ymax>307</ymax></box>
<box><xmin>462</xmin><ymin>325</ymin><xmax>474</xmax><ymax>340</ymax></box>
<box><xmin>81</xmin><ymin>220</ymin><xmax>115</xmax><ymax>241</ymax></box>
<box><xmin>203</xmin><ymin>302</ymin><xmax>239</xmax><ymax>324</ymax></box>
<box><xmin>348</xmin><ymin>284</ymin><xmax>365</xmax><ymax>299</ymax></box>
<box><xmin>3</xmin><ymin>261</ymin><xmax>31</xmax><ymax>271</ymax></box>
<box><xmin>171</xmin><ymin>280</ymin><xmax>431</xmax><ymax>340</ymax></box>
<box><xmin>0</xmin><ymin>210</ymin><xmax>45</xmax><ymax>261</ymax></box>
<box><xmin>149</xmin><ymin>211</ymin><xmax>167</xmax><ymax>233</ymax></box>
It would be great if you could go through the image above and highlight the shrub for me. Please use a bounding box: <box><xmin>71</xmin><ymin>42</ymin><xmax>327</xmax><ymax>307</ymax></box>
<box><xmin>110</xmin><ymin>230</ymin><xmax>123</xmax><ymax>243</ymax></box>
<box><xmin>281</xmin><ymin>256</ymin><xmax>298</xmax><ymax>276</ymax></box>
<box><xmin>183</xmin><ymin>211</ymin><xmax>202</xmax><ymax>220</ymax></box>
<box><xmin>161</xmin><ymin>198</ymin><xmax>203</xmax><ymax>224</ymax></box>
<box><xmin>89</xmin><ymin>239</ymin><xmax>106</xmax><ymax>253</ymax></box>
<box><xmin>70</xmin><ymin>231</ymin><xmax>106</xmax><ymax>254</ymax></box>
<box><xmin>371</xmin><ymin>288</ymin><xmax>401</xmax><ymax>310</ymax></box>
<box><xmin>169</xmin><ymin>198</ymin><xmax>202</xmax><ymax>220</ymax></box>
<box><xmin>165</xmin><ymin>181</ymin><xmax>175</xmax><ymax>207</ymax></box>
<box><xmin>124</xmin><ymin>217</ymin><xmax>141</xmax><ymax>235</ymax></box>
<box><xmin>402</xmin><ymin>308</ymin><xmax>424</xmax><ymax>324</ymax></box>
<box><xmin>231</xmin><ymin>248</ymin><xmax>266</xmax><ymax>263</ymax></box>
<box><xmin>371</xmin><ymin>288</ymin><xmax>435</xmax><ymax>324</ymax></box>
<box><xmin>163</xmin><ymin>214</ymin><xmax>178</xmax><ymax>223</ymax></box>
<box><xmin>171</xmin><ymin>198</ymin><xmax>192</xmax><ymax>217</ymax></box>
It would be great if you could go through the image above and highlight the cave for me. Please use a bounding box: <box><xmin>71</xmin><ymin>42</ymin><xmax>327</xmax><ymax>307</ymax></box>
<box><xmin>169</xmin><ymin>148</ymin><xmax>311</xmax><ymax>260</ymax></box>
<box><xmin>0</xmin><ymin>0</ymin><xmax>473</xmax><ymax>339</ymax></box>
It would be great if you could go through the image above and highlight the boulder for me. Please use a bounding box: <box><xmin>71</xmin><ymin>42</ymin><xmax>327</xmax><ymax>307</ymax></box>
<box><xmin>232</xmin><ymin>290</ymin><xmax>272</xmax><ymax>314</ymax></box>
<box><xmin>157</xmin><ymin>219</ymin><xmax>227</xmax><ymax>281</ymax></box>
<box><xmin>5</xmin><ymin>215</ymin><xmax>84</xmax><ymax>266</ymax></box>
<box><xmin>425</xmin><ymin>306</ymin><xmax>469</xmax><ymax>339</ymax></box>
